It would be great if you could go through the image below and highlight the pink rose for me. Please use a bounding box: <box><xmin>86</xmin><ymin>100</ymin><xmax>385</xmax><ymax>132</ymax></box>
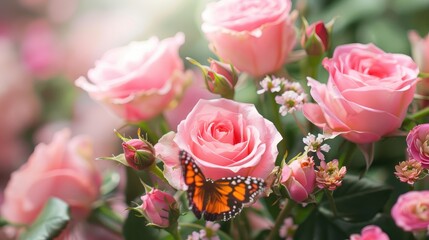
<box><xmin>281</xmin><ymin>156</ymin><xmax>316</xmax><ymax>202</ymax></box>
<box><xmin>303</xmin><ymin>43</ymin><xmax>419</xmax><ymax>144</ymax></box>
<box><xmin>409</xmin><ymin>31</ymin><xmax>429</xmax><ymax>74</ymax></box>
<box><xmin>0</xmin><ymin>129</ymin><xmax>101</xmax><ymax>225</ymax></box>
<box><xmin>0</xmin><ymin>36</ymin><xmax>40</xmax><ymax>173</ymax></box>
<box><xmin>155</xmin><ymin>98</ymin><xmax>282</xmax><ymax>189</ymax></box>
<box><xmin>391</xmin><ymin>191</ymin><xmax>429</xmax><ymax>232</ymax></box>
<box><xmin>349</xmin><ymin>225</ymin><xmax>389</xmax><ymax>240</ymax></box>
<box><xmin>75</xmin><ymin>33</ymin><xmax>191</xmax><ymax>122</ymax></box>
<box><xmin>201</xmin><ymin>0</ymin><xmax>297</xmax><ymax>77</ymax></box>
<box><xmin>140</xmin><ymin>189</ymin><xmax>177</xmax><ymax>228</ymax></box>
<box><xmin>409</xmin><ymin>31</ymin><xmax>429</xmax><ymax>107</ymax></box>
<box><xmin>406</xmin><ymin>124</ymin><xmax>429</xmax><ymax>168</ymax></box>
<box><xmin>21</xmin><ymin>20</ymin><xmax>64</xmax><ymax>79</ymax></box>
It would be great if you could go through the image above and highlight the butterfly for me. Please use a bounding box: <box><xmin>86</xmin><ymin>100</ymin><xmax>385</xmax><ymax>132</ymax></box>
<box><xmin>179</xmin><ymin>150</ymin><xmax>265</xmax><ymax>221</ymax></box>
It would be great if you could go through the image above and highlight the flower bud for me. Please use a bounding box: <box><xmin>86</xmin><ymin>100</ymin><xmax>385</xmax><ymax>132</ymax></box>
<box><xmin>208</xmin><ymin>58</ymin><xmax>238</xmax><ymax>87</ymax></box>
<box><xmin>281</xmin><ymin>155</ymin><xmax>316</xmax><ymax>202</ymax></box>
<box><xmin>301</xmin><ymin>19</ymin><xmax>333</xmax><ymax>56</ymax></box>
<box><xmin>132</xmin><ymin>189</ymin><xmax>179</xmax><ymax>228</ymax></box>
<box><xmin>122</xmin><ymin>138</ymin><xmax>156</xmax><ymax>170</ymax></box>
<box><xmin>187</xmin><ymin>57</ymin><xmax>238</xmax><ymax>99</ymax></box>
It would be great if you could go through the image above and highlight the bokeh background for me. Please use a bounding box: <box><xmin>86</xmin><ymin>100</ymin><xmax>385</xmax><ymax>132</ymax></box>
<box><xmin>0</xmin><ymin>0</ymin><xmax>428</xmax><ymax>238</ymax></box>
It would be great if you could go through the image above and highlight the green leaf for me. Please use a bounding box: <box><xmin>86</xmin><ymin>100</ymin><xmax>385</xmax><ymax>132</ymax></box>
<box><xmin>19</xmin><ymin>198</ymin><xmax>70</xmax><ymax>240</ymax></box>
<box><xmin>88</xmin><ymin>204</ymin><xmax>123</xmax><ymax>236</ymax></box>
<box><xmin>320</xmin><ymin>175</ymin><xmax>392</xmax><ymax>222</ymax></box>
<box><xmin>100</xmin><ymin>171</ymin><xmax>121</xmax><ymax>196</ymax></box>
<box><xmin>0</xmin><ymin>218</ymin><xmax>9</xmax><ymax>227</ymax></box>
<box><xmin>295</xmin><ymin>210</ymin><xmax>349</xmax><ymax>240</ymax></box>
<box><xmin>123</xmin><ymin>211</ymin><xmax>160</xmax><ymax>240</ymax></box>
<box><xmin>97</xmin><ymin>153</ymin><xmax>130</xmax><ymax>168</ymax></box>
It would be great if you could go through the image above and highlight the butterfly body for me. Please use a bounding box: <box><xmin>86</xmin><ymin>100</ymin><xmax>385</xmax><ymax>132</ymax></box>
<box><xmin>180</xmin><ymin>150</ymin><xmax>265</xmax><ymax>221</ymax></box>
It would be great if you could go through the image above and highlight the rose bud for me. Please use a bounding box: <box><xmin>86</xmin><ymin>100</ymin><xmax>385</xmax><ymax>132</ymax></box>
<box><xmin>131</xmin><ymin>188</ymin><xmax>179</xmax><ymax>228</ymax></box>
<box><xmin>122</xmin><ymin>138</ymin><xmax>156</xmax><ymax>170</ymax></box>
<box><xmin>301</xmin><ymin>19</ymin><xmax>333</xmax><ymax>56</ymax></box>
<box><xmin>99</xmin><ymin>129</ymin><xmax>156</xmax><ymax>170</ymax></box>
<box><xmin>281</xmin><ymin>155</ymin><xmax>316</xmax><ymax>202</ymax></box>
<box><xmin>187</xmin><ymin>57</ymin><xmax>238</xmax><ymax>99</ymax></box>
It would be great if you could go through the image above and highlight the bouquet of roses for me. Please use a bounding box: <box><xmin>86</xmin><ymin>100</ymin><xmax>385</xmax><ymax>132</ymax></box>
<box><xmin>1</xmin><ymin>0</ymin><xmax>429</xmax><ymax>239</ymax></box>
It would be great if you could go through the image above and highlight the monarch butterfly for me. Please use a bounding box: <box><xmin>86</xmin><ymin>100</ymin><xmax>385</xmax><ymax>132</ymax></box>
<box><xmin>179</xmin><ymin>150</ymin><xmax>265</xmax><ymax>221</ymax></box>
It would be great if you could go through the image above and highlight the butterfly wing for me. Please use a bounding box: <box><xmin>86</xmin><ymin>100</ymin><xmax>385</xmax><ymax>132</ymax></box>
<box><xmin>179</xmin><ymin>150</ymin><xmax>206</xmax><ymax>219</ymax></box>
<box><xmin>179</xmin><ymin>150</ymin><xmax>266</xmax><ymax>222</ymax></box>
<box><xmin>204</xmin><ymin>176</ymin><xmax>265</xmax><ymax>221</ymax></box>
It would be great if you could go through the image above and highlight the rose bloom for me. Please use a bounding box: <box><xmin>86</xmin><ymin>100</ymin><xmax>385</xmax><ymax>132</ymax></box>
<box><xmin>76</xmin><ymin>33</ymin><xmax>191</xmax><ymax>122</ymax></box>
<box><xmin>281</xmin><ymin>156</ymin><xmax>316</xmax><ymax>202</ymax></box>
<box><xmin>349</xmin><ymin>225</ymin><xmax>389</xmax><ymax>240</ymax></box>
<box><xmin>406</xmin><ymin>123</ymin><xmax>429</xmax><ymax>168</ymax></box>
<box><xmin>303</xmin><ymin>43</ymin><xmax>419</xmax><ymax>144</ymax></box>
<box><xmin>0</xmin><ymin>36</ymin><xmax>40</xmax><ymax>173</ymax></box>
<box><xmin>155</xmin><ymin>98</ymin><xmax>282</xmax><ymax>190</ymax></box>
<box><xmin>0</xmin><ymin>129</ymin><xmax>101</xmax><ymax>225</ymax></box>
<box><xmin>140</xmin><ymin>189</ymin><xmax>176</xmax><ymax>228</ymax></box>
<box><xmin>391</xmin><ymin>191</ymin><xmax>429</xmax><ymax>232</ymax></box>
<box><xmin>409</xmin><ymin>31</ymin><xmax>429</xmax><ymax>107</ymax></box>
<box><xmin>21</xmin><ymin>19</ymin><xmax>64</xmax><ymax>79</ymax></box>
<box><xmin>201</xmin><ymin>0</ymin><xmax>297</xmax><ymax>77</ymax></box>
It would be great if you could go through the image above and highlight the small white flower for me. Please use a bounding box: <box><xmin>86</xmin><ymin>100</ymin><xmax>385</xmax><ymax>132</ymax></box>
<box><xmin>199</xmin><ymin>221</ymin><xmax>221</xmax><ymax>240</ymax></box>
<box><xmin>303</xmin><ymin>133</ymin><xmax>331</xmax><ymax>161</ymax></box>
<box><xmin>257</xmin><ymin>76</ymin><xmax>283</xmax><ymax>94</ymax></box>
<box><xmin>283</xmin><ymin>81</ymin><xmax>305</xmax><ymax>94</ymax></box>
<box><xmin>275</xmin><ymin>91</ymin><xmax>307</xmax><ymax>116</ymax></box>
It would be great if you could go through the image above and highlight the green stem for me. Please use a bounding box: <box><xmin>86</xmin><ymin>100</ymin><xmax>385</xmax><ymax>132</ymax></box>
<box><xmin>304</xmin><ymin>55</ymin><xmax>324</xmax><ymax>80</ymax></box>
<box><xmin>168</xmin><ymin>227</ymin><xmax>182</xmax><ymax>240</ymax></box>
<box><xmin>179</xmin><ymin>223</ymin><xmax>234</xmax><ymax>240</ymax></box>
<box><xmin>325</xmin><ymin>189</ymin><xmax>338</xmax><ymax>217</ymax></box>
<box><xmin>292</xmin><ymin>112</ymin><xmax>308</xmax><ymax>136</ymax></box>
<box><xmin>159</xmin><ymin>114</ymin><xmax>171</xmax><ymax>135</ymax></box>
<box><xmin>409</xmin><ymin>107</ymin><xmax>429</xmax><ymax>120</ymax></box>
<box><xmin>266</xmin><ymin>200</ymin><xmax>295</xmax><ymax>240</ymax></box>
<box><xmin>88</xmin><ymin>204</ymin><xmax>124</xmax><ymax>236</ymax></box>
<box><xmin>148</xmin><ymin>163</ymin><xmax>168</xmax><ymax>185</ymax></box>
<box><xmin>267</xmin><ymin>92</ymin><xmax>287</xmax><ymax>156</ymax></box>
<box><xmin>418</xmin><ymin>72</ymin><xmax>429</xmax><ymax>78</ymax></box>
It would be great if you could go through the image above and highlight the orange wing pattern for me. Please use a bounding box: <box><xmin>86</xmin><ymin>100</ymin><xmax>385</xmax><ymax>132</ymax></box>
<box><xmin>179</xmin><ymin>150</ymin><xmax>265</xmax><ymax>221</ymax></box>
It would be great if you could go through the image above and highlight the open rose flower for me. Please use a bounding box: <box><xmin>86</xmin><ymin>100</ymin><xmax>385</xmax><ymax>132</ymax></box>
<box><xmin>303</xmin><ymin>43</ymin><xmax>419</xmax><ymax>144</ymax></box>
<box><xmin>75</xmin><ymin>33</ymin><xmax>191</xmax><ymax>122</ymax></box>
<box><xmin>349</xmin><ymin>225</ymin><xmax>389</xmax><ymax>240</ymax></box>
<box><xmin>406</xmin><ymin>123</ymin><xmax>429</xmax><ymax>168</ymax></box>
<box><xmin>1</xmin><ymin>129</ymin><xmax>101</xmax><ymax>225</ymax></box>
<box><xmin>155</xmin><ymin>98</ymin><xmax>282</xmax><ymax>190</ymax></box>
<box><xmin>391</xmin><ymin>191</ymin><xmax>429</xmax><ymax>232</ymax></box>
<box><xmin>201</xmin><ymin>0</ymin><xmax>297</xmax><ymax>77</ymax></box>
